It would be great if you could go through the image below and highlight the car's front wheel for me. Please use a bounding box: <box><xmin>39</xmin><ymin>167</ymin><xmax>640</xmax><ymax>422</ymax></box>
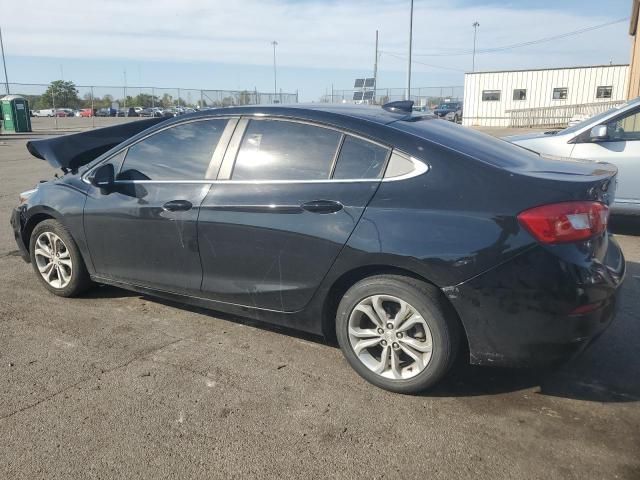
<box><xmin>29</xmin><ymin>219</ymin><xmax>93</xmax><ymax>297</ymax></box>
<box><xmin>336</xmin><ymin>275</ymin><xmax>461</xmax><ymax>394</ymax></box>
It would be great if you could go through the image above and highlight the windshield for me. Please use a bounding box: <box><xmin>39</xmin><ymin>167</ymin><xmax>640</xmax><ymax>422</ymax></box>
<box><xmin>437</xmin><ymin>104</ymin><xmax>457</xmax><ymax>110</ymax></box>
<box><xmin>560</xmin><ymin>98</ymin><xmax>639</xmax><ymax>135</ymax></box>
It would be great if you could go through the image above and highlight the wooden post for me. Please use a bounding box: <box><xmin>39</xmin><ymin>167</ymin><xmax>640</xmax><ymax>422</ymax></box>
<box><xmin>628</xmin><ymin>2</ymin><xmax>640</xmax><ymax>98</ymax></box>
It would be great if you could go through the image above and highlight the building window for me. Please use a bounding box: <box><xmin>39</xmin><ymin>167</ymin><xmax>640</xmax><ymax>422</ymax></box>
<box><xmin>596</xmin><ymin>86</ymin><xmax>612</xmax><ymax>99</ymax></box>
<box><xmin>513</xmin><ymin>89</ymin><xmax>527</xmax><ymax>101</ymax></box>
<box><xmin>482</xmin><ymin>90</ymin><xmax>501</xmax><ymax>101</ymax></box>
<box><xmin>552</xmin><ymin>88</ymin><xmax>568</xmax><ymax>100</ymax></box>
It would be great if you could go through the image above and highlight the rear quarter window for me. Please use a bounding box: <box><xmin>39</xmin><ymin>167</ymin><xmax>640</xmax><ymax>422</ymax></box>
<box><xmin>391</xmin><ymin>119</ymin><xmax>540</xmax><ymax>169</ymax></box>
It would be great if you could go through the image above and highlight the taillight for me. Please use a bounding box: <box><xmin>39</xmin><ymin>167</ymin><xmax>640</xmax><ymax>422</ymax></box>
<box><xmin>517</xmin><ymin>201</ymin><xmax>609</xmax><ymax>244</ymax></box>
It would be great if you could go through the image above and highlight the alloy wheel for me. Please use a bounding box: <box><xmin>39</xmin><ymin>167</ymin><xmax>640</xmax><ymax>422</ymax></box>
<box><xmin>347</xmin><ymin>295</ymin><xmax>433</xmax><ymax>380</ymax></box>
<box><xmin>34</xmin><ymin>231</ymin><xmax>73</xmax><ymax>289</ymax></box>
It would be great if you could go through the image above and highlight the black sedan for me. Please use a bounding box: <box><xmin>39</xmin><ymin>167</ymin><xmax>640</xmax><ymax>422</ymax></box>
<box><xmin>11</xmin><ymin>101</ymin><xmax>625</xmax><ymax>393</ymax></box>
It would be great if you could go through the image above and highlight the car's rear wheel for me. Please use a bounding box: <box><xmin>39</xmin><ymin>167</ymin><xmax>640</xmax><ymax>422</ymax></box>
<box><xmin>336</xmin><ymin>275</ymin><xmax>460</xmax><ymax>393</ymax></box>
<box><xmin>29</xmin><ymin>219</ymin><xmax>93</xmax><ymax>297</ymax></box>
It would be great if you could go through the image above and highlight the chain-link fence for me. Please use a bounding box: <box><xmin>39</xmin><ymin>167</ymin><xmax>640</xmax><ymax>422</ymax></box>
<box><xmin>3</xmin><ymin>82</ymin><xmax>299</xmax><ymax>130</ymax></box>
<box><xmin>320</xmin><ymin>86</ymin><xmax>463</xmax><ymax>107</ymax></box>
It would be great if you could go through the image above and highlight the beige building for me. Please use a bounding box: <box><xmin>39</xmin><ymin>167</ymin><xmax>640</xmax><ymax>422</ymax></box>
<box><xmin>462</xmin><ymin>65</ymin><xmax>628</xmax><ymax>127</ymax></box>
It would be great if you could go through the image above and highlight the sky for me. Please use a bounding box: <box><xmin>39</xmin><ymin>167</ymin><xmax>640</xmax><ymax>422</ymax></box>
<box><xmin>1</xmin><ymin>0</ymin><xmax>634</xmax><ymax>101</ymax></box>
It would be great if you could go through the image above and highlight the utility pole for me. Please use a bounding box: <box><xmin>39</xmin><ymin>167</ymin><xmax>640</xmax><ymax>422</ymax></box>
<box><xmin>472</xmin><ymin>21</ymin><xmax>480</xmax><ymax>72</ymax></box>
<box><xmin>406</xmin><ymin>0</ymin><xmax>414</xmax><ymax>101</ymax></box>
<box><xmin>271</xmin><ymin>41</ymin><xmax>278</xmax><ymax>103</ymax></box>
<box><xmin>373</xmin><ymin>30</ymin><xmax>379</xmax><ymax>103</ymax></box>
<box><xmin>0</xmin><ymin>27</ymin><xmax>9</xmax><ymax>94</ymax></box>
<box><xmin>123</xmin><ymin>69</ymin><xmax>127</xmax><ymax>110</ymax></box>
<box><xmin>90</xmin><ymin>86</ymin><xmax>95</xmax><ymax>128</ymax></box>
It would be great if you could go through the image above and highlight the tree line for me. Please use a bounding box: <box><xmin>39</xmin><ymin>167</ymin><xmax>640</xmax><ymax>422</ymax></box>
<box><xmin>20</xmin><ymin>80</ymin><xmax>256</xmax><ymax>110</ymax></box>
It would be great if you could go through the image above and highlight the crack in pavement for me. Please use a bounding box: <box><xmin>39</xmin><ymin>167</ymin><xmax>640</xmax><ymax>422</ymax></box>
<box><xmin>0</xmin><ymin>337</ymin><xmax>185</xmax><ymax>423</ymax></box>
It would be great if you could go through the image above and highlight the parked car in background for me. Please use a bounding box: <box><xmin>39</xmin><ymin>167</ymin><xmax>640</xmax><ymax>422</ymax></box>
<box><xmin>432</xmin><ymin>102</ymin><xmax>463</xmax><ymax>123</ymax></box>
<box><xmin>506</xmin><ymin>96</ymin><xmax>640</xmax><ymax>216</ymax></box>
<box><xmin>13</xmin><ymin>101</ymin><xmax>624</xmax><ymax>393</ymax></box>
<box><xmin>96</xmin><ymin>108</ymin><xmax>117</xmax><ymax>117</ymax></box>
<box><xmin>116</xmin><ymin>107</ymin><xmax>139</xmax><ymax>117</ymax></box>
<box><xmin>55</xmin><ymin>109</ymin><xmax>74</xmax><ymax>117</ymax></box>
<box><xmin>162</xmin><ymin>107</ymin><xmax>181</xmax><ymax>117</ymax></box>
<box><xmin>139</xmin><ymin>107</ymin><xmax>164</xmax><ymax>117</ymax></box>
<box><xmin>32</xmin><ymin>109</ymin><xmax>55</xmax><ymax>117</ymax></box>
<box><xmin>567</xmin><ymin>113</ymin><xmax>590</xmax><ymax>127</ymax></box>
<box><xmin>76</xmin><ymin>108</ymin><xmax>93</xmax><ymax>118</ymax></box>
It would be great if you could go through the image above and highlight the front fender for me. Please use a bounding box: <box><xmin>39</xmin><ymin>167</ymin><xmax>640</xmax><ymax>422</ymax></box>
<box><xmin>21</xmin><ymin>179</ymin><xmax>93</xmax><ymax>273</ymax></box>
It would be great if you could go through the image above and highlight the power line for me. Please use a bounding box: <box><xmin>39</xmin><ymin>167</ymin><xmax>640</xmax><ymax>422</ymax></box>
<box><xmin>382</xmin><ymin>51</ymin><xmax>467</xmax><ymax>72</ymax></box>
<box><xmin>386</xmin><ymin>17</ymin><xmax>629</xmax><ymax>58</ymax></box>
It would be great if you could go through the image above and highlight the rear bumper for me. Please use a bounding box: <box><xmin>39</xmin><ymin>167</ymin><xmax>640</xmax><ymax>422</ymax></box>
<box><xmin>447</xmin><ymin>234</ymin><xmax>625</xmax><ymax>367</ymax></box>
<box><xmin>10</xmin><ymin>205</ymin><xmax>30</xmax><ymax>262</ymax></box>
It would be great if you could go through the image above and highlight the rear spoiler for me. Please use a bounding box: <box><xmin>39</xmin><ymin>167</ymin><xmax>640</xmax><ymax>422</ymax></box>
<box><xmin>26</xmin><ymin>118</ymin><xmax>167</xmax><ymax>172</ymax></box>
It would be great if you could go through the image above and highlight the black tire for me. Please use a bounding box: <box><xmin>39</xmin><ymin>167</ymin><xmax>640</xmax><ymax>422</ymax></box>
<box><xmin>336</xmin><ymin>275</ymin><xmax>461</xmax><ymax>394</ymax></box>
<box><xmin>29</xmin><ymin>219</ymin><xmax>93</xmax><ymax>297</ymax></box>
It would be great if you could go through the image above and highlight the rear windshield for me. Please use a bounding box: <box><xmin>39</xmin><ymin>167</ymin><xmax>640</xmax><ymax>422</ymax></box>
<box><xmin>391</xmin><ymin>117</ymin><xmax>541</xmax><ymax>169</ymax></box>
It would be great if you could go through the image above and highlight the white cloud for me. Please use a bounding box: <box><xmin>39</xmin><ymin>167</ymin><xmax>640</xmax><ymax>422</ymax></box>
<box><xmin>5</xmin><ymin>0</ymin><xmax>631</xmax><ymax>73</ymax></box>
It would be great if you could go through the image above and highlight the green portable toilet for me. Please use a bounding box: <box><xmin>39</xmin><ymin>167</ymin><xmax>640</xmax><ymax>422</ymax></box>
<box><xmin>1</xmin><ymin>95</ymin><xmax>32</xmax><ymax>133</ymax></box>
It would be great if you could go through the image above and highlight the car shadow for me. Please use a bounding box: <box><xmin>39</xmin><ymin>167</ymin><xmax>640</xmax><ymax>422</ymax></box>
<box><xmin>82</xmin><ymin>285</ymin><xmax>139</xmax><ymax>299</ymax></box>
<box><xmin>103</xmin><ymin>288</ymin><xmax>329</xmax><ymax>346</ymax></box>
<box><xmin>82</xmin><ymin>261</ymin><xmax>639</xmax><ymax>403</ymax></box>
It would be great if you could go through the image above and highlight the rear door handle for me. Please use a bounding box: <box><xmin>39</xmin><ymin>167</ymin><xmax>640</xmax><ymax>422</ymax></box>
<box><xmin>301</xmin><ymin>200</ymin><xmax>343</xmax><ymax>214</ymax></box>
<box><xmin>162</xmin><ymin>199</ymin><xmax>193</xmax><ymax>212</ymax></box>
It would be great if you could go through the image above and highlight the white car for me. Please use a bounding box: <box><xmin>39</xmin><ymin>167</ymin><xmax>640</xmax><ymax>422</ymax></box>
<box><xmin>505</xmin><ymin>97</ymin><xmax>640</xmax><ymax>216</ymax></box>
<box><xmin>32</xmin><ymin>109</ymin><xmax>55</xmax><ymax>117</ymax></box>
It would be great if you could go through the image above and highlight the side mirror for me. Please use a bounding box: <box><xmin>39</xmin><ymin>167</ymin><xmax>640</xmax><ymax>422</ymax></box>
<box><xmin>90</xmin><ymin>163</ymin><xmax>115</xmax><ymax>189</ymax></box>
<box><xmin>589</xmin><ymin>125</ymin><xmax>608</xmax><ymax>142</ymax></box>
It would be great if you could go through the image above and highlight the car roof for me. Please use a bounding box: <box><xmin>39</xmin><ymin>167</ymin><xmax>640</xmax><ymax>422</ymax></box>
<box><xmin>186</xmin><ymin>104</ymin><xmax>415</xmax><ymax>127</ymax></box>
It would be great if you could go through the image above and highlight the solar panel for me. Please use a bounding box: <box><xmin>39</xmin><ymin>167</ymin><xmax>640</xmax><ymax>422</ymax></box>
<box><xmin>364</xmin><ymin>78</ymin><xmax>375</xmax><ymax>88</ymax></box>
<box><xmin>353</xmin><ymin>91</ymin><xmax>364</xmax><ymax>101</ymax></box>
<box><xmin>363</xmin><ymin>91</ymin><xmax>374</xmax><ymax>100</ymax></box>
<box><xmin>354</xmin><ymin>79</ymin><xmax>365</xmax><ymax>88</ymax></box>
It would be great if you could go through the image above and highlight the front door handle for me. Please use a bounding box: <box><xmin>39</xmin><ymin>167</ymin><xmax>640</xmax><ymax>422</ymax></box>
<box><xmin>301</xmin><ymin>200</ymin><xmax>343</xmax><ymax>214</ymax></box>
<box><xmin>162</xmin><ymin>199</ymin><xmax>193</xmax><ymax>212</ymax></box>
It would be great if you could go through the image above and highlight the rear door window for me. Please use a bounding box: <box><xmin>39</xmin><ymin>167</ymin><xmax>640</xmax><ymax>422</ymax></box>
<box><xmin>231</xmin><ymin>120</ymin><xmax>341</xmax><ymax>181</ymax></box>
<box><xmin>119</xmin><ymin>119</ymin><xmax>228</xmax><ymax>180</ymax></box>
<box><xmin>332</xmin><ymin>136</ymin><xmax>389</xmax><ymax>179</ymax></box>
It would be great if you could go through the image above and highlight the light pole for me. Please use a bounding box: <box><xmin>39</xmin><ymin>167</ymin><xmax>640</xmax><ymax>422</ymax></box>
<box><xmin>406</xmin><ymin>0</ymin><xmax>414</xmax><ymax>101</ymax></box>
<box><xmin>271</xmin><ymin>40</ymin><xmax>278</xmax><ymax>103</ymax></box>
<box><xmin>0</xmin><ymin>27</ymin><xmax>9</xmax><ymax>94</ymax></box>
<box><xmin>472</xmin><ymin>21</ymin><xmax>480</xmax><ymax>72</ymax></box>
<box><xmin>123</xmin><ymin>69</ymin><xmax>127</xmax><ymax>110</ymax></box>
